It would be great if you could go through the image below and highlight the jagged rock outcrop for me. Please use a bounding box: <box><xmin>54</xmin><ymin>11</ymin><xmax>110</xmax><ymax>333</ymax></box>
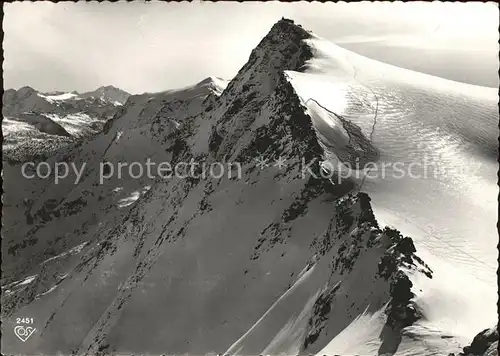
<box><xmin>209</xmin><ymin>19</ymin><xmax>313</xmax><ymax>161</ymax></box>
<box><xmin>448</xmin><ymin>326</ymin><xmax>499</xmax><ymax>356</ymax></box>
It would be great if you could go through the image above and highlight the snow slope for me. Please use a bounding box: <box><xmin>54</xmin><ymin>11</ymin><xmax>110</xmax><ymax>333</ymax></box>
<box><xmin>285</xmin><ymin>33</ymin><xmax>498</xmax><ymax>339</ymax></box>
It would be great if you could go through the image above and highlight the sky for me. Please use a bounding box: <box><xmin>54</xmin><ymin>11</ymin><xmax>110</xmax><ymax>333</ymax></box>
<box><xmin>3</xmin><ymin>1</ymin><xmax>499</xmax><ymax>94</ymax></box>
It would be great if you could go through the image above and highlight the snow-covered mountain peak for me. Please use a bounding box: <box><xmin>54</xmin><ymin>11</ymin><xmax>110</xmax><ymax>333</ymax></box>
<box><xmin>206</xmin><ymin>19</ymin><xmax>315</xmax><ymax>162</ymax></box>
<box><xmin>196</xmin><ymin>76</ymin><xmax>229</xmax><ymax>96</ymax></box>
<box><xmin>2</xmin><ymin>18</ymin><xmax>498</xmax><ymax>356</ymax></box>
<box><xmin>80</xmin><ymin>85</ymin><xmax>130</xmax><ymax>105</ymax></box>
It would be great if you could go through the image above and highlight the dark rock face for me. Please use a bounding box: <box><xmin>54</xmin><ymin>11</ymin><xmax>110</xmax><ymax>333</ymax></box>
<box><xmin>304</xmin><ymin>282</ymin><xmax>342</xmax><ymax>349</ymax></box>
<box><xmin>301</xmin><ymin>191</ymin><xmax>433</xmax><ymax>355</ymax></box>
<box><xmin>211</xmin><ymin>19</ymin><xmax>314</xmax><ymax>161</ymax></box>
<box><xmin>208</xmin><ymin>125</ymin><xmax>223</xmax><ymax>156</ymax></box>
<box><xmin>386</xmin><ymin>271</ymin><xmax>421</xmax><ymax>328</ymax></box>
<box><xmin>236</xmin><ymin>71</ymin><xmax>323</xmax><ymax>167</ymax></box>
<box><xmin>452</xmin><ymin>326</ymin><xmax>499</xmax><ymax>356</ymax></box>
<box><xmin>102</xmin><ymin>104</ymin><xmax>128</xmax><ymax>135</ymax></box>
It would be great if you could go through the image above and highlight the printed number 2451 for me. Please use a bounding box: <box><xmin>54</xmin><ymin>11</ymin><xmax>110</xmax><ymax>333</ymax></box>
<box><xmin>16</xmin><ymin>318</ymin><xmax>34</xmax><ymax>324</ymax></box>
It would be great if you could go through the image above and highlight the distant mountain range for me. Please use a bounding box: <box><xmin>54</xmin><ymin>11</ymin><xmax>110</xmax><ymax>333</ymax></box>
<box><xmin>2</xmin><ymin>85</ymin><xmax>131</xmax><ymax>162</ymax></box>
